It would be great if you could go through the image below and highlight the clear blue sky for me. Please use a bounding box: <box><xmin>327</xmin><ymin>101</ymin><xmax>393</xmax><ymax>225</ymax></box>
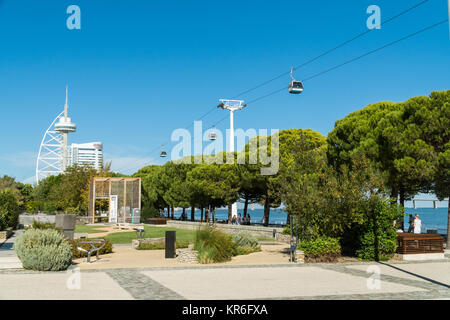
<box><xmin>0</xmin><ymin>0</ymin><xmax>449</xmax><ymax>184</ymax></box>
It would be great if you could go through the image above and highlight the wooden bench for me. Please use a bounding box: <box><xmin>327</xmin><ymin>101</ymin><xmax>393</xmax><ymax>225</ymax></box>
<box><xmin>146</xmin><ymin>218</ymin><xmax>168</xmax><ymax>225</ymax></box>
<box><xmin>397</xmin><ymin>233</ymin><xmax>444</xmax><ymax>254</ymax></box>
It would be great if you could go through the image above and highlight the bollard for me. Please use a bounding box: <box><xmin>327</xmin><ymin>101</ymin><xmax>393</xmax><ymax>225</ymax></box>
<box><xmin>165</xmin><ymin>231</ymin><xmax>176</xmax><ymax>258</ymax></box>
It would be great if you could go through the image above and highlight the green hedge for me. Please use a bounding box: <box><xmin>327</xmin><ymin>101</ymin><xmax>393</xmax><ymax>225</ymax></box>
<box><xmin>355</xmin><ymin>201</ymin><xmax>403</xmax><ymax>261</ymax></box>
<box><xmin>68</xmin><ymin>237</ymin><xmax>113</xmax><ymax>258</ymax></box>
<box><xmin>0</xmin><ymin>190</ymin><xmax>20</xmax><ymax>231</ymax></box>
<box><xmin>24</xmin><ymin>221</ymin><xmax>61</xmax><ymax>231</ymax></box>
<box><xmin>14</xmin><ymin>229</ymin><xmax>73</xmax><ymax>271</ymax></box>
<box><xmin>299</xmin><ymin>236</ymin><xmax>341</xmax><ymax>263</ymax></box>
<box><xmin>136</xmin><ymin>240</ymin><xmax>190</xmax><ymax>250</ymax></box>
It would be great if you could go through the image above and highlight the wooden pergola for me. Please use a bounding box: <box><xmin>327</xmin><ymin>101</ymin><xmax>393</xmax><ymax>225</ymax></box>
<box><xmin>88</xmin><ymin>177</ymin><xmax>141</xmax><ymax>224</ymax></box>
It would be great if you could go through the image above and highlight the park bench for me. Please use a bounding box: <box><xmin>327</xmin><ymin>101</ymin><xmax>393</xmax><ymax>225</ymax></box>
<box><xmin>397</xmin><ymin>233</ymin><xmax>444</xmax><ymax>254</ymax></box>
<box><xmin>145</xmin><ymin>218</ymin><xmax>168</xmax><ymax>225</ymax></box>
<box><xmin>76</xmin><ymin>239</ymin><xmax>106</xmax><ymax>263</ymax></box>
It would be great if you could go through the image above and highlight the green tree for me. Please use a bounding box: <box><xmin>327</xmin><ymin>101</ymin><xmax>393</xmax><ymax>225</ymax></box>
<box><xmin>0</xmin><ymin>189</ymin><xmax>20</xmax><ymax>231</ymax></box>
<box><xmin>327</xmin><ymin>93</ymin><xmax>448</xmax><ymax>229</ymax></box>
<box><xmin>134</xmin><ymin>165</ymin><xmax>168</xmax><ymax>220</ymax></box>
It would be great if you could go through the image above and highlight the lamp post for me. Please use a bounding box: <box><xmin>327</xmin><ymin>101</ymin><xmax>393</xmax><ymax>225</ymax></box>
<box><xmin>217</xmin><ymin>99</ymin><xmax>246</xmax><ymax>221</ymax></box>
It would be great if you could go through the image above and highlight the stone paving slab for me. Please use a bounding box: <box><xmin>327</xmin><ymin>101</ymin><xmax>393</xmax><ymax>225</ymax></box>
<box><xmin>142</xmin><ymin>266</ymin><xmax>426</xmax><ymax>300</ymax></box>
<box><xmin>106</xmin><ymin>269</ymin><xmax>184</xmax><ymax>300</ymax></box>
<box><xmin>0</xmin><ymin>271</ymin><xmax>133</xmax><ymax>300</ymax></box>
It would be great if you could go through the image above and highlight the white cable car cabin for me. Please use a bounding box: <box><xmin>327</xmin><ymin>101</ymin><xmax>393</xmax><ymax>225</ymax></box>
<box><xmin>288</xmin><ymin>80</ymin><xmax>304</xmax><ymax>94</ymax></box>
<box><xmin>209</xmin><ymin>126</ymin><xmax>217</xmax><ymax>141</ymax></box>
<box><xmin>160</xmin><ymin>145</ymin><xmax>167</xmax><ymax>158</ymax></box>
<box><xmin>288</xmin><ymin>67</ymin><xmax>304</xmax><ymax>94</ymax></box>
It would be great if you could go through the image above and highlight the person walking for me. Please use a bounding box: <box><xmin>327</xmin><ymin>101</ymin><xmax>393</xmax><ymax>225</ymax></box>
<box><xmin>413</xmin><ymin>214</ymin><xmax>422</xmax><ymax>234</ymax></box>
<box><xmin>407</xmin><ymin>214</ymin><xmax>414</xmax><ymax>233</ymax></box>
<box><xmin>237</xmin><ymin>213</ymin><xmax>242</xmax><ymax>225</ymax></box>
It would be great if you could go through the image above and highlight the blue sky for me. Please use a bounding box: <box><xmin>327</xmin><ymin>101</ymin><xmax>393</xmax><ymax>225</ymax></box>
<box><xmin>0</xmin><ymin>0</ymin><xmax>449</xmax><ymax>186</ymax></box>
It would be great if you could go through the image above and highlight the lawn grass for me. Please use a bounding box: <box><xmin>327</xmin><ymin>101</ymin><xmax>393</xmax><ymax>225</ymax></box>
<box><xmin>105</xmin><ymin>226</ymin><xmax>197</xmax><ymax>244</ymax></box>
<box><xmin>74</xmin><ymin>225</ymin><xmax>107</xmax><ymax>234</ymax></box>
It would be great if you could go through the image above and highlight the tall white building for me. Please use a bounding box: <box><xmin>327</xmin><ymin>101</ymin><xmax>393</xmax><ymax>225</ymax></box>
<box><xmin>69</xmin><ymin>142</ymin><xmax>103</xmax><ymax>170</ymax></box>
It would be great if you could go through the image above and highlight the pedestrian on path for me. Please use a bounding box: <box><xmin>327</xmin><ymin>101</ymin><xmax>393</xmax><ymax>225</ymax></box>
<box><xmin>413</xmin><ymin>214</ymin><xmax>422</xmax><ymax>234</ymax></box>
<box><xmin>408</xmin><ymin>214</ymin><xmax>414</xmax><ymax>233</ymax></box>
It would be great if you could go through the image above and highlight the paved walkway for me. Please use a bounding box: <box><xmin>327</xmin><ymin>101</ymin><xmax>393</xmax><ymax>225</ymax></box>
<box><xmin>1</xmin><ymin>260</ymin><xmax>450</xmax><ymax>300</ymax></box>
<box><xmin>0</xmin><ymin>231</ymin><xmax>23</xmax><ymax>270</ymax></box>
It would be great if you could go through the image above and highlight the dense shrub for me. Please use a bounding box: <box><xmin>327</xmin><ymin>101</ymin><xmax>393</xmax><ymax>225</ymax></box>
<box><xmin>232</xmin><ymin>232</ymin><xmax>260</xmax><ymax>250</ymax></box>
<box><xmin>141</xmin><ymin>206</ymin><xmax>161</xmax><ymax>222</ymax></box>
<box><xmin>195</xmin><ymin>227</ymin><xmax>236</xmax><ymax>263</ymax></box>
<box><xmin>299</xmin><ymin>236</ymin><xmax>341</xmax><ymax>263</ymax></box>
<box><xmin>234</xmin><ymin>246</ymin><xmax>261</xmax><ymax>256</ymax></box>
<box><xmin>136</xmin><ymin>240</ymin><xmax>190</xmax><ymax>250</ymax></box>
<box><xmin>14</xmin><ymin>229</ymin><xmax>72</xmax><ymax>271</ymax></box>
<box><xmin>0</xmin><ymin>190</ymin><xmax>20</xmax><ymax>231</ymax></box>
<box><xmin>355</xmin><ymin>201</ymin><xmax>403</xmax><ymax>261</ymax></box>
<box><xmin>68</xmin><ymin>237</ymin><xmax>113</xmax><ymax>258</ymax></box>
<box><xmin>25</xmin><ymin>220</ymin><xmax>61</xmax><ymax>231</ymax></box>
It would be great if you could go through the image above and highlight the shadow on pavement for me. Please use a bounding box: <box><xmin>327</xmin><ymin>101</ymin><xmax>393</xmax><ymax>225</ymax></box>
<box><xmin>378</xmin><ymin>261</ymin><xmax>450</xmax><ymax>289</ymax></box>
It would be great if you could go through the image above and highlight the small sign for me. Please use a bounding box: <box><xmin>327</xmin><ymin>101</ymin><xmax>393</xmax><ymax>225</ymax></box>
<box><xmin>109</xmin><ymin>195</ymin><xmax>118</xmax><ymax>223</ymax></box>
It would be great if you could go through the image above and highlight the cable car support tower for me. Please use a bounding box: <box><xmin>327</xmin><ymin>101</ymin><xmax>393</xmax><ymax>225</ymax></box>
<box><xmin>218</xmin><ymin>99</ymin><xmax>246</xmax><ymax>220</ymax></box>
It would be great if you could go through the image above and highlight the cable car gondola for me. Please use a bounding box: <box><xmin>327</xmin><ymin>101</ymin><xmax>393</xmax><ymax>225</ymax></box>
<box><xmin>209</xmin><ymin>126</ymin><xmax>217</xmax><ymax>141</ymax></box>
<box><xmin>160</xmin><ymin>145</ymin><xmax>167</xmax><ymax>158</ymax></box>
<box><xmin>288</xmin><ymin>67</ymin><xmax>304</xmax><ymax>94</ymax></box>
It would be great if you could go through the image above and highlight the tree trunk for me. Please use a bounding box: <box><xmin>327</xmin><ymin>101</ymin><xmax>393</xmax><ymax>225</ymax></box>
<box><xmin>167</xmin><ymin>206</ymin><xmax>170</xmax><ymax>218</ymax></box>
<box><xmin>372</xmin><ymin>207</ymin><xmax>380</xmax><ymax>262</ymax></box>
<box><xmin>191</xmin><ymin>205</ymin><xmax>195</xmax><ymax>221</ymax></box>
<box><xmin>447</xmin><ymin>198</ymin><xmax>450</xmax><ymax>249</ymax></box>
<box><xmin>182</xmin><ymin>207</ymin><xmax>185</xmax><ymax>221</ymax></box>
<box><xmin>228</xmin><ymin>203</ymin><xmax>232</xmax><ymax>224</ymax></box>
<box><xmin>205</xmin><ymin>206</ymin><xmax>209</xmax><ymax>222</ymax></box>
<box><xmin>263</xmin><ymin>200</ymin><xmax>270</xmax><ymax>227</ymax></box>
<box><xmin>243</xmin><ymin>197</ymin><xmax>249</xmax><ymax>217</ymax></box>
<box><xmin>399</xmin><ymin>185</ymin><xmax>405</xmax><ymax>231</ymax></box>
<box><xmin>286</xmin><ymin>212</ymin><xmax>291</xmax><ymax>226</ymax></box>
<box><xmin>171</xmin><ymin>206</ymin><xmax>174</xmax><ymax>219</ymax></box>
<box><xmin>200</xmin><ymin>206</ymin><xmax>204</xmax><ymax>222</ymax></box>
<box><xmin>390</xmin><ymin>186</ymin><xmax>398</xmax><ymax>205</ymax></box>
<box><xmin>212</xmin><ymin>206</ymin><xmax>215</xmax><ymax>223</ymax></box>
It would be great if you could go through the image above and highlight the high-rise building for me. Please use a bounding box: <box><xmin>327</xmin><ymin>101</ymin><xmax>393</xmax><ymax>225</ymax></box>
<box><xmin>69</xmin><ymin>142</ymin><xmax>103</xmax><ymax>170</ymax></box>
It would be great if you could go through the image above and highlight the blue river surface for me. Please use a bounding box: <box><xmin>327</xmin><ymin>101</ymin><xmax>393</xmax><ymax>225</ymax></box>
<box><xmin>165</xmin><ymin>206</ymin><xmax>448</xmax><ymax>233</ymax></box>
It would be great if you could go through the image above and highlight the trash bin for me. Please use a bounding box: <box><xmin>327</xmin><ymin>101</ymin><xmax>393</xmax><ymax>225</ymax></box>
<box><xmin>165</xmin><ymin>231</ymin><xmax>176</xmax><ymax>258</ymax></box>
<box><xmin>55</xmin><ymin>214</ymin><xmax>76</xmax><ymax>240</ymax></box>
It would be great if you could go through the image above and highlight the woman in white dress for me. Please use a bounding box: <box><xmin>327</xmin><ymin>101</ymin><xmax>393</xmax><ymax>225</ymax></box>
<box><xmin>413</xmin><ymin>214</ymin><xmax>422</xmax><ymax>234</ymax></box>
